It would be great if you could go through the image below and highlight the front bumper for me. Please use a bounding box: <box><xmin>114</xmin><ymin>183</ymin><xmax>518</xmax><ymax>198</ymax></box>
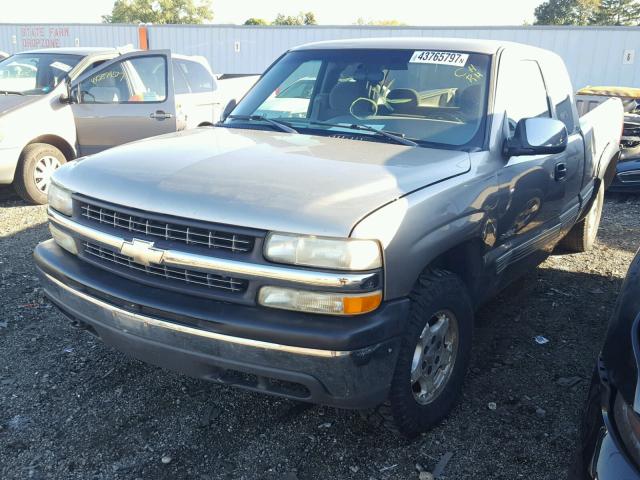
<box><xmin>35</xmin><ymin>240</ymin><xmax>408</xmax><ymax>408</ymax></box>
<box><xmin>0</xmin><ymin>144</ymin><xmax>21</xmax><ymax>184</ymax></box>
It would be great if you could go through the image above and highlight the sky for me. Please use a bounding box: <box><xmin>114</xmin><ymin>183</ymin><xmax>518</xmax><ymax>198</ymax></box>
<box><xmin>2</xmin><ymin>0</ymin><xmax>542</xmax><ymax>25</ymax></box>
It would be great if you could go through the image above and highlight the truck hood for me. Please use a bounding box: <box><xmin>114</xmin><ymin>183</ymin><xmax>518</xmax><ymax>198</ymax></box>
<box><xmin>56</xmin><ymin>127</ymin><xmax>471</xmax><ymax>237</ymax></box>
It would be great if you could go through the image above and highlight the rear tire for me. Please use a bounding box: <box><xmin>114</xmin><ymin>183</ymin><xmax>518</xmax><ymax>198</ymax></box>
<box><xmin>364</xmin><ymin>269</ymin><xmax>474</xmax><ymax>438</ymax></box>
<box><xmin>559</xmin><ymin>180</ymin><xmax>604</xmax><ymax>253</ymax></box>
<box><xmin>13</xmin><ymin>143</ymin><xmax>66</xmax><ymax>205</ymax></box>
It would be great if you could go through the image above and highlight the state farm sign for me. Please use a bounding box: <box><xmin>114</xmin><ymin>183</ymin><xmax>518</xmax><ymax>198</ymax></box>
<box><xmin>20</xmin><ymin>26</ymin><xmax>72</xmax><ymax>48</ymax></box>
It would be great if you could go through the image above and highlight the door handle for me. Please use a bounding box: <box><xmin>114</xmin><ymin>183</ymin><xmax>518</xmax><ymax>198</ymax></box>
<box><xmin>554</xmin><ymin>162</ymin><xmax>567</xmax><ymax>181</ymax></box>
<box><xmin>150</xmin><ymin>110</ymin><xmax>173</xmax><ymax>120</ymax></box>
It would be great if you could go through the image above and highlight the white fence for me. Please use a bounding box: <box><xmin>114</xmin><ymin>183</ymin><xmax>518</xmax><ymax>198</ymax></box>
<box><xmin>1</xmin><ymin>23</ymin><xmax>639</xmax><ymax>90</ymax></box>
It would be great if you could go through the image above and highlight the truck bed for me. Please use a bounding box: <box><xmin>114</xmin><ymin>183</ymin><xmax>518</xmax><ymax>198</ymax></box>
<box><xmin>577</xmin><ymin>96</ymin><xmax>624</xmax><ymax>183</ymax></box>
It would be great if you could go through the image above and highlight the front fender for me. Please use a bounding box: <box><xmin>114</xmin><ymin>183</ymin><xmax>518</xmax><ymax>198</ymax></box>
<box><xmin>351</xmin><ymin>172</ymin><xmax>497</xmax><ymax>300</ymax></box>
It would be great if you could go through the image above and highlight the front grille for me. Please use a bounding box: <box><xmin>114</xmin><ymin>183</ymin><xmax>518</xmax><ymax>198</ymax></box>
<box><xmin>80</xmin><ymin>202</ymin><xmax>254</xmax><ymax>254</ymax></box>
<box><xmin>83</xmin><ymin>242</ymin><xmax>247</xmax><ymax>294</ymax></box>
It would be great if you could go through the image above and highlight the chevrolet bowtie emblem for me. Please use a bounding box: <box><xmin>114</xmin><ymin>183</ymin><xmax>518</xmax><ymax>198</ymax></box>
<box><xmin>120</xmin><ymin>239</ymin><xmax>165</xmax><ymax>266</ymax></box>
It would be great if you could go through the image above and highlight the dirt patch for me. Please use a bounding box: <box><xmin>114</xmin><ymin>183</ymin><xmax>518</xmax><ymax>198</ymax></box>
<box><xmin>1</xmin><ymin>185</ymin><xmax>638</xmax><ymax>480</ymax></box>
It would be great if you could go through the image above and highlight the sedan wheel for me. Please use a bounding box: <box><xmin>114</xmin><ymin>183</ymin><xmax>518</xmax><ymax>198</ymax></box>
<box><xmin>34</xmin><ymin>155</ymin><xmax>62</xmax><ymax>193</ymax></box>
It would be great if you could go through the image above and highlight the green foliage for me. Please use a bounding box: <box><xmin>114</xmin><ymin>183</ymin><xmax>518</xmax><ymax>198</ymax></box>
<box><xmin>534</xmin><ymin>0</ymin><xmax>599</xmax><ymax>25</ymax></box>
<box><xmin>102</xmin><ymin>0</ymin><xmax>213</xmax><ymax>24</ymax></box>
<box><xmin>244</xmin><ymin>17</ymin><xmax>268</xmax><ymax>25</ymax></box>
<box><xmin>272</xmin><ymin>12</ymin><xmax>317</xmax><ymax>25</ymax></box>
<box><xmin>591</xmin><ymin>0</ymin><xmax>640</xmax><ymax>25</ymax></box>
<box><xmin>534</xmin><ymin>0</ymin><xmax>640</xmax><ymax>25</ymax></box>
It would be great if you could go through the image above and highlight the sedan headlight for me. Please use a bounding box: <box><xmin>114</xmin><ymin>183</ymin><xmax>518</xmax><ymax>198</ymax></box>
<box><xmin>48</xmin><ymin>181</ymin><xmax>73</xmax><ymax>216</ymax></box>
<box><xmin>264</xmin><ymin>233</ymin><xmax>382</xmax><ymax>270</ymax></box>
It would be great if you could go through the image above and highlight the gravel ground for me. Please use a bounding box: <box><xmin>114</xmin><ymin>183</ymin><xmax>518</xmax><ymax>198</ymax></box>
<box><xmin>1</xmin><ymin>185</ymin><xmax>639</xmax><ymax>480</ymax></box>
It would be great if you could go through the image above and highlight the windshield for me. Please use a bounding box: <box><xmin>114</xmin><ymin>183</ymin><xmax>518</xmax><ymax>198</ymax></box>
<box><xmin>227</xmin><ymin>49</ymin><xmax>492</xmax><ymax>149</ymax></box>
<box><xmin>0</xmin><ymin>53</ymin><xmax>82</xmax><ymax>95</ymax></box>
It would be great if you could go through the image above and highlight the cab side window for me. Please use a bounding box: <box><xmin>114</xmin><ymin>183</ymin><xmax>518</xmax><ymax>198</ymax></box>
<box><xmin>79</xmin><ymin>55</ymin><xmax>167</xmax><ymax>104</ymax></box>
<box><xmin>504</xmin><ymin>60</ymin><xmax>550</xmax><ymax>136</ymax></box>
<box><xmin>172</xmin><ymin>62</ymin><xmax>190</xmax><ymax>94</ymax></box>
<box><xmin>176</xmin><ymin>60</ymin><xmax>213</xmax><ymax>93</ymax></box>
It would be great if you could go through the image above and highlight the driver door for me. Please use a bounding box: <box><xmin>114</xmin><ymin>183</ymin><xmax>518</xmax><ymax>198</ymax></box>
<box><xmin>71</xmin><ymin>50</ymin><xmax>176</xmax><ymax>156</ymax></box>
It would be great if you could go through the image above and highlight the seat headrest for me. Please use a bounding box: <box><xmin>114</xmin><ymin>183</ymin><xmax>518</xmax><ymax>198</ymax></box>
<box><xmin>329</xmin><ymin>81</ymin><xmax>367</xmax><ymax>111</ymax></box>
<box><xmin>458</xmin><ymin>85</ymin><xmax>483</xmax><ymax>119</ymax></box>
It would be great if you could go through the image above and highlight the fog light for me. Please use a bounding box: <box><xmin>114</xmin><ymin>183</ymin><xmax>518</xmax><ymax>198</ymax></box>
<box><xmin>49</xmin><ymin>223</ymin><xmax>77</xmax><ymax>255</ymax></box>
<box><xmin>258</xmin><ymin>286</ymin><xmax>382</xmax><ymax>315</ymax></box>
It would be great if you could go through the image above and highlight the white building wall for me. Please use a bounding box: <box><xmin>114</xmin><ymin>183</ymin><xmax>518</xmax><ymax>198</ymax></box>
<box><xmin>1</xmin><ymin>23</ymin><xmax>639</xmax><ymax>90</ymax></box>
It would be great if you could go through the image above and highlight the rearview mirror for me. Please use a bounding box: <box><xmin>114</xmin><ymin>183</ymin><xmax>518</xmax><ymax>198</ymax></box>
<box><xmin>503</xmin><ymin>117</ymin><xmax>568</xmax><ymax>158</ymax></box>
<box><xmin>221</xmin><ymin>99</ymin><xmax>237</xmax><ymax>122</ymax></box>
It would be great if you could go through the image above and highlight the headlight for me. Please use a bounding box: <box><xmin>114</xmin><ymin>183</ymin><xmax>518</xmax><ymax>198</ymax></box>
<box><xmin>258</xmin><ymin>286</ymin><xmax>382</xmax><ymax>315</ymax></box>
<box><xmin>49</xmin><ymin>223</ymin><xmax>77</xmax><ymax>255</ymax></box>
<box><xmin>264</xmin><ymin>233</ymin><xmax>382</xmax><ymax>270</ymax></box>
<box><xmin>48</xmin><ymin>181</ymin><xmax>73</xmax><ymax>216</ymax></box>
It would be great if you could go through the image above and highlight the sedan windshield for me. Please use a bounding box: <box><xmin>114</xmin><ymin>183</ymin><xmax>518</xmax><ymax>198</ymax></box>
<box><xmin>0</xmin><ymin>53</ymin><xmax>82</xmax><ymax>95</ymax></box>
<box><xmin>227</xmin><ymin>49</ymin><xmax>492</xmax><ymax>149</ymax></box>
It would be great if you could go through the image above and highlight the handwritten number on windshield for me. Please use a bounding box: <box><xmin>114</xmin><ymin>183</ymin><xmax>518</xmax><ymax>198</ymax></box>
<box><xmin>455</xmin><ymin>64</ymin><xmax>484</xmax><ymax>84</ymax></box>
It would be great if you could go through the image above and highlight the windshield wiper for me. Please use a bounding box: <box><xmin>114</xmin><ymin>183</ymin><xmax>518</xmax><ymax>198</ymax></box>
<box><xmin>0</xmin><ymin>90</ymin><xmax>24</xmax><ymax>96</ymax></box>
<box><xmin>307</xmin><ymin>120</ymin><xmax>418</xmax><ymax>147</ymax></box>
<box><xmin>227</xmin><ymin>114</ymin><xmax>298</xmax><ymax>134</ymax></box>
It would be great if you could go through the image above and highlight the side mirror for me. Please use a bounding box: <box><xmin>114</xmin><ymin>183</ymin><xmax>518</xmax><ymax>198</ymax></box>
<box><xmin>221</xmin><ymin>99</ymin><xmax>237</xmax><ymax>122</ymax></box>
<box><xmin>60</xmin><ymin>83</ymin><xmax>79</xmax><ymax>105</ymax></box>
<box><xmin>503</xmin><ymin>117</ymin><xmax>568</xmax><ymax>158</ymax></box>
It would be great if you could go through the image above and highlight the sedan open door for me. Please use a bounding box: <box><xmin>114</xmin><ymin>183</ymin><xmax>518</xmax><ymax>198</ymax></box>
<box><xmin>70</xmin><ymin>50</ymin><xmax>176</xmax><ymax>156</ymax></box>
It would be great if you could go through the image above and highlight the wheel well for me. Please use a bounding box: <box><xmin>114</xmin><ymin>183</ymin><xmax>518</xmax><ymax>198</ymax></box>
<box><xmin>423</xmin><ymin>239</ymin><xmax>485</xmax><ymax>304</ymax></box>
<box><xmin>198</xmin><ymin>122</ymin><xmax>214</xmax><ymax>127</ymax></box>
<box><xmin>602</xmin><ymin>150</ymin><xmax>619</xmax><ymax>189</ymax></box>
<box><xmin>25</xmin><ymin>135</ymin><xmax>75</xmax><ymax>162</ymax></box>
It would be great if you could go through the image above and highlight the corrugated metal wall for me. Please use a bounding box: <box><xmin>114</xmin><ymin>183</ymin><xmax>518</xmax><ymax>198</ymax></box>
<box><xmin>0</xmin><ymin>23</ymin><xmax>138</xmax><ymax>52</ymax></box>
<box><xmin>2</xmin><ymin>23</ymin><xmax>639</xmax><ymax>90</ymax></box>
<box><xmin>147</xmin><ymin>25</ymin><xmax>640</xmax><ymax>89</ymax></box>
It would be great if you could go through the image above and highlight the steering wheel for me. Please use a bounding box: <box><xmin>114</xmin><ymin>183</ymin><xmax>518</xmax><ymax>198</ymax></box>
<box><xmin>349</xmin><ymin>97</ymin><xmax>378</xmax><ymax>120</ymax></box>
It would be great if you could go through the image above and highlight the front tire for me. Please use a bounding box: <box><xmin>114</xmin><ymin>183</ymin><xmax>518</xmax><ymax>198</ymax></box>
<box><xmin>366</xmin><ymin>269</ymin><xmax>474</xmax><ymax>438</ymax></box>
<box><xmin>13</xmin><ymin>143</ymin><xmax>66</xmax><ymax>205</ymax></box>
<box><xmin>560</xmin><ymin>180</ymin><xmax>604</xmax><ymax>253</ymax></box>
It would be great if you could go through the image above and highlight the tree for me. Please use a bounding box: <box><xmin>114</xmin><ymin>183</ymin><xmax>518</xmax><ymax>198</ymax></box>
<box><xmin>303</xmin><ymin>12</ymin><xmax>317</xmax><ymax>25</ymax></box>
<box><xmin>534</xmin><ymin>0</ymin><xmax>599</xmax><ymax>24</ymax></box>
<box><xmin>102</xmin><ymin>0</ymin><xmax>213</xmax><ymax>24</ymax></box>
<box><xmin>244</xmin><ymin>18</ymin><xmax>268</xmax><ymax>25</ymax></box>
<box><xmin>591</xmin><ymin>0</ymin><xmax>640</xmax><ymax>24</ymax></box>
<box><xmin>354</xmin><ymin>17</ymin><xmax>407</xmax><ymax>25</ymax></box>
<box><xmin>272</xmin><ymin>12</ymin><xmax>317</xmax><ymax>25</ymax></box>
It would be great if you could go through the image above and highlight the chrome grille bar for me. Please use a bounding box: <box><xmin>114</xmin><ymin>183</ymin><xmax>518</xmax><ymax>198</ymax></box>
<box><xmin>83</xmin><ymin>242</ymin><xmax>247</xmax><ymax>293</ymax></box>
<box><xmin>80</xmin><ymin>202</ymin><xmax>253</xmax><ymax>253</ymax></box>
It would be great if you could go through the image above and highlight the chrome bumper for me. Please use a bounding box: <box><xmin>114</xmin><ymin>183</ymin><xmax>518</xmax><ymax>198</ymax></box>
<box><xmin>37</xmin><ymin>251</ymin><xmax>400</xmax><ymax>408</ymax></box>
